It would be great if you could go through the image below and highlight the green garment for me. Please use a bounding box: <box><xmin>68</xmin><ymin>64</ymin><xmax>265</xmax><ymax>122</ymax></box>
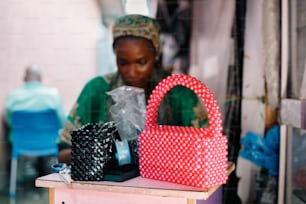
<box><xmin>59</xmin><ymin>71</ymin><xmax>208</xmax><ymax>147</ymax></box>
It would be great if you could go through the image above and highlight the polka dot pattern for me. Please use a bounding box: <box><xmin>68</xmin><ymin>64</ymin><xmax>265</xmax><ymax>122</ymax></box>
<box><xmin>139</xmin><ymin>74</ymin><xmax>228</xmax><ymax>189</ymax></box>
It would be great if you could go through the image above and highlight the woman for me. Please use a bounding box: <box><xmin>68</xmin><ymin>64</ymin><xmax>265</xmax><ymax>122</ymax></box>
<box><xmin>58</xmin><ymin>14</ymin><xmax>207</xmax><ymax>164</ymax></box>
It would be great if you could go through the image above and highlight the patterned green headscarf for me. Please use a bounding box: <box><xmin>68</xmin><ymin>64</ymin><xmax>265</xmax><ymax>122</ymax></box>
<box><xmin>112</xmin><ymin>14</ymin><xmax>160</xmax><ymax>55</ymax></box>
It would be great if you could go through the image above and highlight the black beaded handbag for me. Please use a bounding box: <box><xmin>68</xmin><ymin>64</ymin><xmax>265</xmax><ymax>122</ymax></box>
<box><xmin>70</xmin><ymin>121</ymin><xmax>118</xmax><ymax>181</ymax></box>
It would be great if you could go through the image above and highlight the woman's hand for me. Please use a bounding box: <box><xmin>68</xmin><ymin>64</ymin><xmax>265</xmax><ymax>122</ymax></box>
<box><xmin>58</xmin><ymin>148</ymin><xmax>71</xmax><ymax>164</ymax></box>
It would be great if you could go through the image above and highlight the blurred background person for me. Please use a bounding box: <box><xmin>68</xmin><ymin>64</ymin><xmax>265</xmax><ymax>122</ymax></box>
<box><xmin>4</xmin><ymin>64</ymin><xmax>67</xmax><ymax>179</ymax></box>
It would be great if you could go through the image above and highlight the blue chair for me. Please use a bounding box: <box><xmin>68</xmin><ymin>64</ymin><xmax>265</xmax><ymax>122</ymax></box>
<box><xmin>9</xmin><ymin>109</ymin><xmax>61</xmax><ymax>200</ymax></box>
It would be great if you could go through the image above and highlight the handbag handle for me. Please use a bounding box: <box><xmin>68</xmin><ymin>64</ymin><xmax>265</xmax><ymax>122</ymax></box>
<box><xmin>145</xmin><ymin>74</ymin><xmax>223</xmax><ymax>135</ymax></box>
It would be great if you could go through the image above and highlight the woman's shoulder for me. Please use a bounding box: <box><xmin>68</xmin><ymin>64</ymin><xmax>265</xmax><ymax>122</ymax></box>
<box><xmin>76</xmin><ymin>72</ymin><xmax>119</xmax><ymax>103</ymax></box>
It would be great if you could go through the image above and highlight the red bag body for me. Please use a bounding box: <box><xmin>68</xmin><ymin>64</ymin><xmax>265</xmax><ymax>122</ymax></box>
<box><xmin>139</xmin><ymin>74</ymin><xmax>228</xmax><ymax>189</ymax></box>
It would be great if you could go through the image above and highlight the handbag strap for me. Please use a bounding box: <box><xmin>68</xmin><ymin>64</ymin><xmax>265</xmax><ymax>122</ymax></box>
<box><xmin>145</xmin><ymin>74</ymin><xmax>223</xmax><ymax>135</ymax></box>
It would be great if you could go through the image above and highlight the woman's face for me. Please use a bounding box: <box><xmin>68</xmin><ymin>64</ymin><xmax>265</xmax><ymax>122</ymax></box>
<box><xmin>114</xmin><ymin>37</ymin><xmax>156</xmax><ymax>89</ymax></box>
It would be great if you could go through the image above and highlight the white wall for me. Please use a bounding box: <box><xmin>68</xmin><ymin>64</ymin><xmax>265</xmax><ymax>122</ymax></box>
<box><xmin>0</xmin><ymin>0</ymin><xmax>101</xmax><ymax>190</ymax></box>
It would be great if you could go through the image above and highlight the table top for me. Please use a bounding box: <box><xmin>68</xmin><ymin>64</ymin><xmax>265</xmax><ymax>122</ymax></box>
<box><xmin>36</xmin><ymin>162</ymin><xmax>235</xmax><ymax>200</ymax></box>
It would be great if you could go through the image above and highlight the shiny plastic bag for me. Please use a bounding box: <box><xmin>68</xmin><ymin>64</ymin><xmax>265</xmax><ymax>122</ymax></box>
<box><xmin>107</xmin><ymin>86</ymin><xmax>146</xmax><ymax>141</ymax></box>
<box><xmin>239</xmin><ymin>125</ymin><xmax>280</xmax><ymax>176</ymax></box>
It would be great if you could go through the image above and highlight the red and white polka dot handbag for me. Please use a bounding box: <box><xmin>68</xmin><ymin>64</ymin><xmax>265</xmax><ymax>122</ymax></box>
<box><xmin>139</xmin><ymin>74</ymin><xmax>228</xmax><ymax>189</ymax></box>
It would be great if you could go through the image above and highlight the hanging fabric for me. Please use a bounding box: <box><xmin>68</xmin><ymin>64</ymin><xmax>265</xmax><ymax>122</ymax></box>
<box><xmin>156</xmin><ymin>0</ymin><xmax>193</xmax><ymax>74</ymax></box>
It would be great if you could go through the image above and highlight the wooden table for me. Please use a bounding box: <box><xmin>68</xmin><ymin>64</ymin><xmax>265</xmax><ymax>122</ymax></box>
<box><xmin>35</xmin><ymin>162</ymin><xmax>235</xmax><ymax>204</ymax></box>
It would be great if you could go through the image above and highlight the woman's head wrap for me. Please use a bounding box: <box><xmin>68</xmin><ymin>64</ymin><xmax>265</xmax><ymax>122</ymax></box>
<box><xmin>112</xmin><ymin>14</ymin><xmax>160</xmax><ymax>55</ymax></box>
